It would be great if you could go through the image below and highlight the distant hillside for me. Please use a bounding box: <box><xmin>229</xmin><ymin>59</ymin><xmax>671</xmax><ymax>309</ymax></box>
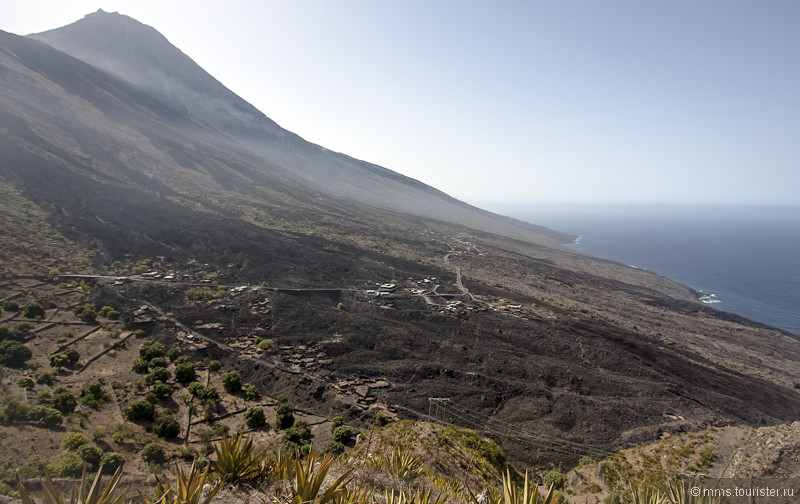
<box><xmin>29</xmin><ymin>10</ymin><xmax>573</xmax><ymax>245</ymax></box>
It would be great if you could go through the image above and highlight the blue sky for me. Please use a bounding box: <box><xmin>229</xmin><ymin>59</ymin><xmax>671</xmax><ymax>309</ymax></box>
<box><xmin>2</xmin><ymin>1</ymin><xmax>799</xmax><ymax>206</ymax></box>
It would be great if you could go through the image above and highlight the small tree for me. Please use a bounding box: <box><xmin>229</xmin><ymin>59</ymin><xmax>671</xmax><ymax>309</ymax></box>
<box><xmin>141</xmin><ymin>441</ymin><xmax>165</xmax><ymax>465</ymax></box>
<box><xmin>244</xmin><ymin>384</ymin><xmax>260</xmax><ymax>401</ymax></box>
<box><xmin>221</xmin><ymin>370</ymin><xmax>242</xmax><ymax>394</ymax></box>
<box><xmin>139</xmin><ymin>340</ymin><xmax>166</xmax><ymax>361</ymax></box>
<box><xmin>275</xmin><ymin>401</ymin><xmax>295</xmax><ymax>429</ymax></box>
<box><xmin>22</xmin><ymin>301</ymin><xmax>45</xmax><ymax>319</ymax></box>
<box><xmin>2</xmin><ymin>300</ymin><xmax>19</xmax><ymax>312</ymax></box>
<box><xmin>0</xmin><ymin>340</ymin><xmax>32</xmax><ymax>367</ymax></box>
<box><xmin>123</xmin><ymin>399</ymin><xmax>155</xmax><ymax>421</ymax></box>
<box><xmin>174</xmin><ymin>362</ymin><xmax>196</xmax><ymax>383</ymax></box>
<box><xmin>51</xmin><ymin>387</ymin><xmax>77</xmax><ymax>414</ymax></box>
<box><xmin>79</xmin><ymin>307</ymin><xmax>98</xmax><ymax>324</ymax></box>
<box><xmin>153</xmin><ymin>412</ymin><xmax>180</xmax><ymax>438</ymax></box>
<box><xmin>244</xmin><ymin>407</ymin><xmax>266</xmax><ymax>429</ymax></box>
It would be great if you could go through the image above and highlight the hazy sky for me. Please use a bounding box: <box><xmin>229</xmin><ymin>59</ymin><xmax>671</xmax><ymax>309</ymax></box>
<box><xmin>2</xmin><ymin>1</ymin><xmax>799</xmax><ymax>206</ymax></box>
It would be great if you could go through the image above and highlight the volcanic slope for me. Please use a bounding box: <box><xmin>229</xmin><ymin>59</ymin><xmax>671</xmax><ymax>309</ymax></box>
<box><xmin>29</xmin><ymin>9</ymin><xmax>569</xmax><ymax>245</ymax></box>
<box><xmin>1</xmin><ymin>14</ymin><xmax>799</xmax><ymax>469</ymax></box>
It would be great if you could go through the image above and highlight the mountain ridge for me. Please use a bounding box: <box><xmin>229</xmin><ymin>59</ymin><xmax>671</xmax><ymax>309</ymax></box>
<box><xmin>29</xmin><ymin>10</ymin><xmax>572</xmax><ymax>245</ymax></box>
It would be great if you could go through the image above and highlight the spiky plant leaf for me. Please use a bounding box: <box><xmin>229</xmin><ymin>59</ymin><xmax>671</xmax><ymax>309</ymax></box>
<box><xmin>139</xmin><ymin>459</ymin><xmax>222</xmax><ymax>504</ymax></box>
<box><xmin>212</xmin><ymin>432</ymin><xmax>266</xmax><ymax>483</ymax></box>
<box><xmin>292</xmin><ymin>448</ymin><xmax>351</xmax><ymax>504</ymax></box>
<box><xmin>17</xmin><ymin>465</ymin><xmax>128</xmax><ymax>504</ymax></box>
<box><xmin>666</xmin><ymin>478</ymin><xmax>721</xmax><ymax>504</ymax></box>
<box><xmin>501</xmin><ymin>469</ymin><xmax>561</xmax><ymax>504</ymax></box>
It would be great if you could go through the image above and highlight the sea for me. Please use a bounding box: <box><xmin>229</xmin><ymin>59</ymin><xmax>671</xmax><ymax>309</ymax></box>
<box><xmin>486</xmin><ymin>204</ymin><xmax>800</xmax><ymax>336</ymax></box>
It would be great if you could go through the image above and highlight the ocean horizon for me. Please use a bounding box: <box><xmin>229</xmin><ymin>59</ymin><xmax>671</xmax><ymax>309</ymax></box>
<box><xmin>481</xmin><ymin>203</ymin><xmax>800</xmax><ymax>336</ymax></box>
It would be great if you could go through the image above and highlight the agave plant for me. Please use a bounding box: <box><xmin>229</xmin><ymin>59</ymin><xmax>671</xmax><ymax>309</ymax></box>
<box><xmin>139</xmin><ymin>459</ymin><xmax>222</xmax><ymax>504</ymax></box>
<box><xmin>331</xmin><ymin>483</ymin><xmax>374</xmax><ymax>504</ymax></box>
<box><xmin>384</xmin><ymin>488</ymin><xmax>446</xmax><ymax>504</ymax></box>
<box><xmin>621</xmin><ymin>484</ymin><xmax>667</xmax><ymax>504</ymax></box>
<box><xmin>212</xmin><ymin>432</ymin><xmax>267</xmax><ymax>483</ymax></box>
<box><xmin>17</xmin><ymin>465</ymin><xmax>128</xmax><ymax>504</ymax></box>
<box><xmin>500</xmin><ymin>469</ymin><xmax>561</xmax><ymax>504</ymax></box>
<box><xmin>384</xmin><ymin>447</ymin><xmax>427</xmax><ymax>482</ymax></box>
<box><xmin>667</xmin><ymin>478</ymin><xmax>722</xmax><ymax>504</ymax></box>
<box><xmin>290</xmin><ymin>448</ymin><xmax>352</xmax><ymax>504</ymax></box>
<box><xmin>266</xmin><ymin>448</ymin><xmax>297</xmax><ymax>481</ymax></box>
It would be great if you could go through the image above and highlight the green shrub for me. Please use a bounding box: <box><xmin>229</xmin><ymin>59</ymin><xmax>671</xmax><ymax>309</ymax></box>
<box><xmin>276</xmin><ymin>401</ymin><xmax>294</xmax><ymax>429</ymax></box>
<box><xmin>322</xmin><ymin>440</ymin><xmax>345</xmax><ymax>455</ymax></box>
<box><xmin>331</xmin><ymin>425</ymin><xmax>359</xmax><ymax>444</ymax></box>
<box><xmin>282</xmin><ymin>420</ymin><xmax>311</xmax><ymax>450</ymax></box>
<box><xmin>34</xmin><ymin>370</ymin><xmax>55</xmax><ymax>385</ymax></box>
<box><xmin>174</xmin><ymin>362</ymin><xmax>196</xmax><ymax>383</ymax></box>
<box><xmin>112</xmin><ymin>425</ymin><xmax>133</xmax><ymax>443</ymax></box>
<box><xmin>123</xmin><ymin>399</ymin><xmax>154</xmax><ymax>421</ymax></box>
<box><xmin>331</xmin><ymin>416</ymin><xmax>344</xmax><ymax>432</ymax></box>
<box><xmin>244</xmin><ymin>384</ymin><xmax>260</xmax><ymax>401</ymax></box>
<box><xmin>106</xmin><ymin>310</ymin><xmax>120</xmax><ymax>320</ymax></box>
<box><xmin>0</xmin><ymin>395</ymin><xmax>30</xmax><ymax>423</ymax></box>
<box><xmin>131</xmin><ymin>358</ymin><xmax>149</xmax><ymax>374</ymax></box>
<box><xmin>257</xmin><ymin>338</ymin><xmax>275</xmax><ymax>350</ymax></box>
<box><xmin>208</xmin><ymin>360</ymin><xmax>221</xmax><ymax>372</ymax></box>
<box><xmin>139</xmin><ymin>340</ymin><xmax>165</xmax><ymax>361</ymax></box>
<box><xmin>148</xmin><ymin>357</ymin><xmax>168</xmax><ymax>368</ymax></box>
<box><xmin>144</xmin><ymin>367</ymin><xmax>170</xmax><ymax>386</ymax></box>
<box><xmin>63</xmin><ymin>348</ymin><xmax>80</xmax><ymax>365</ymax></box>
<box><xmin>79</xmin><ymin>308</ymin><xmax>97</xmax><ymax>324</ymax></box>
<box><xmin>100</xmin><ymin>451</ymin><xmax>125</xmax><ymax>474</ymax></box>
<box><xmin>22</xmin><ymin>301</ymin><xmax>45</xmax><ymax>319</ymax></box>
<box><xmin>75</xmin><ymin>443</ymin><xmax>103</xmax><ymax>470</ymax></box>
<box><xmin>2</xmin><ymin>300</ymin><xmax>19</xmax><ymax>312</ymax></box>
<box><xmin>16</xmin><ymin>376</ymin><xmax>35</xmax><ymax>389</ymax></box>
<box><xmin>61</xmin><ymin>431</ymin><xmax>90</xmax><ymax>451</ymax></box>
<box><xmin>153</xmin><ymin>412</ymin><xmax>181</xmax><ymax>439</ymax></box>
<box><xmin>244</xmin><ymin>407</ymin><xmax>266</xmax><ymax>429</ymax></box>
<box><xmin>0</xmin><ymin>340</ymin><xmax>32</xmax><ymax>367</ymax></box>
<box><xmin>29</xmin><ymin>405</ymin><xmax>62</xmax><ymax>426</ymax></box>
<box><xmin>48</xmin><ymin>451</ymin><xmax>83</xmax><ymax>477</ymax></box>
<box><xmin>141</xmin><ymin>441</ymin><xmax>165</xmax><ymax>464</ymax></box>
<box><xmin>166</xmin><ymin>347</ymin><xmax>181</xmax><ymax>362</ymax></box>
<box><xmin>543</xmin><ymin>469</ymin><xmax>566</xmax><ymax>490</ymax></box>
<box><xmin>152</xmin><ymin>381</ymin><xmax>172</xmax><ymax>399</ymax></box>
<box><xmin>79</xmin><ymin>380</ymin><xmax>110</xmax><ymax>408</ymax></box>
<box><xmin>51</xmin><ymin>387</ymin><xmax>77</xmax><ymax>414</ymax></box>
<box><xmin>221</xmin><ymin>370</ymin><xmax>242</xmax><ymax>393</ymax></box>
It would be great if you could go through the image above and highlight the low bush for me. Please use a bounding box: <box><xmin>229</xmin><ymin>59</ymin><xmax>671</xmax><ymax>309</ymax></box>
<box><xmin>22</xmin><ymin>301</ymin><xmax>45</xmax><ymax>319</ymax></box>
<box><xmin>75</xmin><ymin>443</ymin><xmax>103</xmax><ymax>470</ymax></box>
<box><xmin>244</xmin><ymin>383</ymin><xmax>260</xmax><ymax>401</ymax></box>
<box><xmin>244</xmin><ymin>407</ymin><xmax>266</xmax><ymax>429</ymax></box>
<box><xmin>123</xmin><ymin>399</ymin><xmax>154</xmax><ymax>421</ymax></box>
<box><xmin>276</xmin><ymin>401</ymin><xmax>294</xmax><ymax>429</ymax></box>
<box><xmin>221</xmin><ymin>370</ymin><xmax>242</xmax><ymax>393</ymax></box>
<box><xmin>174</xmin><ymin>362</ymin><xmax>196</xmax><ymax>383</ymax></box>
<box><xmin>0</xmin><ymin>340</ymin><xmax>32</xmax><ymax>367</ymax></box>
<box><xmin>153</xmin><ymin>412</ymin><xmax>181</xmax><ymax>439</ymax></box>
<box><xmin>51</xmin><ymin>387</ymin><xmax>77</xmax><ymax>414</ymax></box>
<box><xmin>100</xmin><ymin>451</ymin><xmax>125</xmax><ymax>474</ymax></box>
<box><xmin>29</xmin><ymin>405</ymin><xmax>62</xmax><ymax>426</ymax></box>
<box><xmin>61</xmin><ymin>431</ymin><xmax>90</xmax><ymax>451</ymax></box>
<box><xmin>141</xmin><ymin>441</ymin><xmax>165</xmax><ymax>465</ymax></box>
<box><xmin>80</xmin><ymin>380</ymin><xmax>110</xmax><ymax>409</ymax></box>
